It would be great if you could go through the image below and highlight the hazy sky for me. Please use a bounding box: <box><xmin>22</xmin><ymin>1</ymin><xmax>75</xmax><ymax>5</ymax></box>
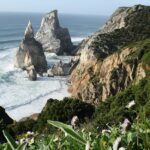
<box><xmin>0</xmin><ymin>0</ymin><xmax>150</xmax><ymax>15</ymax></box>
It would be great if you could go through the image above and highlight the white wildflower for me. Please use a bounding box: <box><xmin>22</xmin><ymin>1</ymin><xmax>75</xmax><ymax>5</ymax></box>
<box><xmin>27</xmin><ymin>131</ymin><xmax>34</xmax><ymax>136</ymax></box>
<box><xmin>102</xmin><ymin>129</ymin><xmax>111</xmax><ymax>134</ymax></box>
<box><xmin>86</xmin><ymin>141</ymin><xmax>90</xmax><ymax>150</ymax></box>
<box><xmin>126</xmin><ymin>100</ymin><xmax>135</xmax><ymax>109</ymax></box>
<box><xmin>20</xmin><ymin>138</ymin><xmax>25</xmax><ymax>144</ymax></box>
<box><xmin>119</xmin><ymin>147</ymin><xmax>126</xmax><ymax>150</ymax></box>
<box><xmin>81</xmin><ymin>128</ymin><xmax>85</xmax><ymax>133</ymax></box>
<box><xmin>53</xmin><ymin>137</ymin><xmax>59</xmax><ymax>142</ymax></box>
<box><xmin>120</xmin><ymin>118</ymin><xmax>131</xmax><ymax>134</ymax></box>
<box><xmin>71</xmin><ymin>116</ymin><xmax>79</xmax><ymax>129</ymax></box>
<box><xmin>88</xmin><ymin>132</ymin><xmax>92</xmax><ymax>137</ymax></box>
<box><xmin>29</xmin><ymin>138</ymin><xmax>34</xmax><ymax>145</ymax></box>
<box><xmin>113</xmin><ymin>137</ymin><xmax>122</xmax><ymax>150</ymax></box>
<box><xmin>65</xmin><ymin>132</ymin><xmax>68</xmax><ymax>137</ymax></box>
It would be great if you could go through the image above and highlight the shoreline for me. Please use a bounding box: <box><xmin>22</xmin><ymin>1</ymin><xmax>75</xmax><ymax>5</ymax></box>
<box><xmin>6</xmin><ymin>76</ymin><xmax>70</xmax><ymax>121</ymax></box>
<box><xmin>0</xmin><ymin>48</ymin><xmax>72</xmax><ymax>121</ymax></box>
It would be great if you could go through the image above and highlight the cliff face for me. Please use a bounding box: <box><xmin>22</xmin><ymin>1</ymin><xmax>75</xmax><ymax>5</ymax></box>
<box><xmin>35</xmin><ymin>10</ymin><xmax>73</xmax><ymax>55</ymax></box>
<box><xmin>69</xmin><ymin>5</ymin><xmax>150</xmax><ymax>104</ymax></box>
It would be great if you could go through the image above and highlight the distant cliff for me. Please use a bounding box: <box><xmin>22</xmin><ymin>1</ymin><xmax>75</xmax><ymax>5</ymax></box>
<box><xmin>69</xmin><ymin>5</ymin><xmax>150</xmax><ymax>104</ymax></box>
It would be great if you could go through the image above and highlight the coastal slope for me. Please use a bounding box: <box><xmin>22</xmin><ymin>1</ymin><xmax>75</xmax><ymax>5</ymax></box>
<box><xmin>69</xmin><ymin>5</ymin><xmax>150</xmax><ymax>104</ymax></box>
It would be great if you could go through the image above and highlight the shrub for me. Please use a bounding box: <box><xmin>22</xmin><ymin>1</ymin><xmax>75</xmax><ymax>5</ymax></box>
<box><xmin>35</xmin><ymin>97</ymin><xmax>95</xmax><ymax>133</ymax></box>
<box><xmin>0</xmin><ymin>107</ymin><xmax>13</xmax><ymax>142</ymax></box>
<box><xmin>93</xmin><ymin>77</ymin><xmax>150</xmax><ymax>130</ymax></box>
<box><xmin>9</xmin><ymin>98</ymin><xmax>95</xmax><ymax>135</ymax></box>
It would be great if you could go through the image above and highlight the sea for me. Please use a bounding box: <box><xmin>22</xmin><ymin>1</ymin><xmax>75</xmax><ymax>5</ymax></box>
<box><xmin>0</xmin><ymin>12</ymin><xmax>107</xmax><ymax>120</ymax></box>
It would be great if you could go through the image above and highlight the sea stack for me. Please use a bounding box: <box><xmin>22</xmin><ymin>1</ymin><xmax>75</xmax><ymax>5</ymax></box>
<box><xmin>35</xmin><ymin>10</ymin><xmax>74</xmax><ymax>55</ymax></box>
<box><xmin>14</xmin><ymin>21</ymin><xmax>47</xmax><ymax>80</ymax></box>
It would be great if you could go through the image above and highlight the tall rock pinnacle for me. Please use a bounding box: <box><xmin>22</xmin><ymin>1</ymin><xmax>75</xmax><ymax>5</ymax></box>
<box><xmin>14</xmin><ymin>21</ymin><xmax>47</xmax><ymax>80</ymax></box>
<box><xmin>35</xmin><ymin>10</ymin><xmax>74</xmax><ymax>55</ymax></box>
<box><xmin>25</xmin><ymin>20</ymin><xmax>34</xmax><ymax>39</ymax></box>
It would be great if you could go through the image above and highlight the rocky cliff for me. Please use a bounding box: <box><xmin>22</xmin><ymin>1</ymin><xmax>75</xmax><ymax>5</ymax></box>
<box><xmin>69</xmin><ymin>5</ymin><xmax>150</xmax><ymax>104</ymax></box>
<box><xmin>35</xmin><ymin>10</ymin><xmax>73</xmax><ymax>55</ymax></box>
<box><xmin>0</xmin><ymin>106</ymin><xmax>13</xmax><ymax>125</ymax></box>
<box><xmin>14</xmin><ymin>21</ymin><xmax>47</xmax><ymax>79</ymax></box>
<box><xmin>0</xmin><ymin>106</ymin><xmax>13</xmax><ymax>141</ymax></box>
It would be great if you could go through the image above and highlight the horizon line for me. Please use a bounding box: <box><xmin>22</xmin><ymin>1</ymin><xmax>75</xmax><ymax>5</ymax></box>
<box><xmin>0</xmin><ymin>11</ymin><xmax>109</xmax><ymax>17</ymax></box>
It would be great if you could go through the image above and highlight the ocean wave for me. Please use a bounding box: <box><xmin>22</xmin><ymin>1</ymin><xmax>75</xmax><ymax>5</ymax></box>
<box><xmin>45</xmin><ymin>53</ymin><xmax>59</xmax><ymax>59</ymax></box>
<box><xmin>0</xmin><ymin>37</ymin><xmax>84</xmax><ymax>48</ymax></box>
<box><xmin>0</xmin><ymin>47</ymin><xmax>13</xmax><ymax>51</ymax></box>
<box><xmin>0</xmin><ymin>39</ymin><xmax>21</xmax><ymax>44</ymax></box>
<box><xmin>0</xmin><ymin>27</ymin><xmax>24</xmax><ymax>32</ymax></box>
<box><xmin>0</xmin><ymin>32</ymin><xmax>22</xmax><ymax>38</ymax></box>
<box><xmin>0</xmin><ymin>69</ymin><xmax>20</xmax><ymax>84</ymax></box>
<box><xmin>5</xmin><ymin>77</ymin><xmax>69</xmax><ymax>121</ymax></box>
<box><xmin>5</xmin><ymin>78</ymin><xmax>64</xmax><ymax>111</ymax></box>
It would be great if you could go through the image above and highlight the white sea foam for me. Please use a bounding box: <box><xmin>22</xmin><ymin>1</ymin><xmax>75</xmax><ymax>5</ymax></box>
<box><xmin>71</xmin><ymin>37</ymin><xmax>85</xmax><ymax>42</ymax></box>
<box><xmin>0</xmin><ymin>48</ymin><xmax>70</xmax><ymax>121</ymax></box>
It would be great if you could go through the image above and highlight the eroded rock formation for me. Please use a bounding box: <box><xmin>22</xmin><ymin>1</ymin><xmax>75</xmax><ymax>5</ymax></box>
<box><xmin>35</xmin><ymin>10</ymin><xmax>73</xmax><ymax>55</ymax></box>
<box><xmin>14</xmin><ymin>21</ymin><xmax>47</xmax><ymax>80</ymax></box>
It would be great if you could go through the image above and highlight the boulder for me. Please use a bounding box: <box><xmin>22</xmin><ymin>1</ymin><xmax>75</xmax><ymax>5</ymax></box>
<box><xmin>47</xmin><ymin>61</ymin><xmax>64</xmax><ymax>76</ymax></box>
<box><xmin>35</xmin><ymin>10</ymin><xmax>74</xmax><ymax>55</ymax></box>
<box><xmin>14</xmin><ymin>21</ymin><xmax>47</xmax><ymax>78</ymax></box>
<box><xmin>47</xmin><ymin>69</ymin><xmax>54</xmax><ymax>77</ymax></box>
<box><xmin>47</xmin><ymin>61</ymin><xmax>72</xmax><ymax>76</ymax></box>
<box><xmin>28</xmin><ymin>68</ymin><xmax>37</xmax><ymax>81</ymax></box>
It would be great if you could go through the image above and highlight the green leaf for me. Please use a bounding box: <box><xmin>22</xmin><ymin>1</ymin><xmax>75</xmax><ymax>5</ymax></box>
<box><xmin>2</xmin><ymin>130</ymin><xmax>18</xmax><ymax>150</ymax></box>
<box><xmin>3</xmin><ymin>144</ymin><xmax>11</xmax><ymax>150</ymax></box>
<box><xmin>17</xmin><ymin>143</ymin><xmax>27</xmax><ymax>150</ymax></box>
<box><xmin>47</xmin><ymin>120</ymin><xmax>86</xmax><ymax>145</ymax></box>
<box><xmin>127</xmin><ymin>132</ymin><xmax>137</xmax><ymax>144</ymax></box>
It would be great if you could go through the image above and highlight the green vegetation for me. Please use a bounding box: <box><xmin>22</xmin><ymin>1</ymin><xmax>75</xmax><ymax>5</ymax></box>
<box><xmin>126</xmin><ymin>38</ymin><xmax>150</xmax><ymax>66</ymax></box>
<box><xmin>8</xmin><ymin>98</ymin><xmax>95</xmax><ymax>136</ymax></box>
<box><xmin>1</xmin><ymin>115</ymin><xmax>150</xmax><ymax>150</ymax></box>
<box><xmin>35</xmin><ymin>97</ymin><xmax>95</xmax><ymax>133</ymax></box>
<box><xmin>92</xmin><ymin>6</ymin><xmax>150</xmax><ymax>60</ymax></box>
<box><xmin>0</xmin><ymin>106</ymin><xmax>13</xmax><ymax>142</ymax></box>
<box><xmin>93</xmin><ymin>77</ymin><xmax>150</xmax><ymax>130</ymax></box>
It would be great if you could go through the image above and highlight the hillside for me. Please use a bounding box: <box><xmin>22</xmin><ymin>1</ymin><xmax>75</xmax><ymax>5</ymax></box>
<box><xmin>69</xmin><ymin>5</ymin><xmax>150</xmax><ymax>104</ymax></box>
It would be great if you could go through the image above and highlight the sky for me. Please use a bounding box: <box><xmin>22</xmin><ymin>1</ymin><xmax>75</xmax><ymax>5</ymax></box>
<box><xmin>0</xmin><ymin>0</ymin><xmax>150</xmax><ymax>15</ymax></box>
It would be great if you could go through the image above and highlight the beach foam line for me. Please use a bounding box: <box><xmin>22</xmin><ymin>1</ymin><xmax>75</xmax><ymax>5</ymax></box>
<box><xmin>5</xmin><ymin>78</ymin><xmax>64</xmax><ymax>111</ymax></box>
<box><xmin>6</xmin><ymin>77</ymin><xmax>70</xmax><ymax>121</ymax></box>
